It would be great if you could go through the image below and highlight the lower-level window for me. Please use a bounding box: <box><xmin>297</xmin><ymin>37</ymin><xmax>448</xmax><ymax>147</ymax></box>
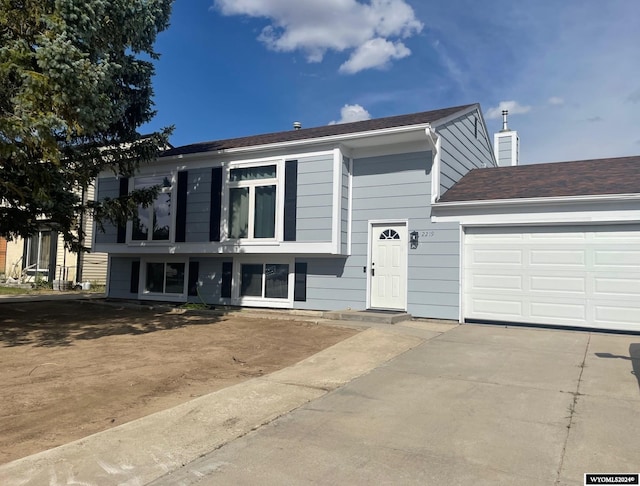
<box><xmin>240</xmin><ymin>263</ymin><xmax>289</xmax><ymax>299</ymax></box>
<box><xmin>25</xmin><ymin>230</ymin><xmax>52</xmax><ymax>277</ymax></box>
<box><xmin>145</xmin><ymin>262</ymin><xmax>185</xmax><ymax>294</ymax></box>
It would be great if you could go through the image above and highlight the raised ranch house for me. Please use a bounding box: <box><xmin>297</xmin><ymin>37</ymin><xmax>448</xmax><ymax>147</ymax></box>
<box><xmin>94</xmin><ymin>103</ymin><xmax>495</xmax><ymax>320</ymax></box>
<box><xmin>95</xmin><ymin>105</ymin><xmax>640</xmax><ymax>332</ymax></box>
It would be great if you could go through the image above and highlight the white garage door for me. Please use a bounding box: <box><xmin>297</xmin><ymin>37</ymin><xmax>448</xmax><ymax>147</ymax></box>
<box><xmin>463</xmin><ymin>224</ymin><xmax>640</xmax><ymax>331</ymax></box>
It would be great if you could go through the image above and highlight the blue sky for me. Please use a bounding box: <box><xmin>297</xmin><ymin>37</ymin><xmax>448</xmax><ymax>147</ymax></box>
<box><xmin>143</xmin><ymin>0</ymin><xmax>640</xmax><ymax>165</ymax></box>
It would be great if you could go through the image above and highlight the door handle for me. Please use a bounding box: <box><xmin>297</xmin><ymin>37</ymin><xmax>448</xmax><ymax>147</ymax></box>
<box><xmin>371</xmin><ymin>262</ymin><xmax>375</xmax><ymax>276</ymax></box>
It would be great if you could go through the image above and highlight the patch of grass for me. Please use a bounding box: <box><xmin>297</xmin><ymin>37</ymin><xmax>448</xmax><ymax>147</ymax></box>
<box><xmin>180</xmin><ymin>302</ymin><xmax>212</xmax><ymax>310</ymax></box>
<box><xmin>0</xmin><ymin>286</ymin><xmax>35</xmax><ymax>295</ymax></box>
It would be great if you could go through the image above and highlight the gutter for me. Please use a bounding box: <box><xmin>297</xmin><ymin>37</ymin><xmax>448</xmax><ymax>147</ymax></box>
<box><xmin>163</xmin><ymin>123</ymin><xmax>437</xmax><ymax>162</ymax></box>
<box><xmin>434</xmin><ymin>192</ymin><xmax>640</xmax><ymax>209</ymax></box>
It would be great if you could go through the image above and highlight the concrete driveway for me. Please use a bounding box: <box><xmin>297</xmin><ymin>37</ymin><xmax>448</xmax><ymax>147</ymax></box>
<box><xmin>2</xmin><ymin>317</ymin><xmax>638</xmax><ymax>486</ymax></box>
<box><xmin>151</xmin><ymin>323</ymin><xmax>640</xmax><ymax>486</ymax></box>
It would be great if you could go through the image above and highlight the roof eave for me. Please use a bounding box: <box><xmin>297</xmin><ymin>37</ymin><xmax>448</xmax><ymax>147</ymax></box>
<box><xmin>163</xmin><ymin>123</ymin><xmax>436</xmax><ymax>161</ymax></box>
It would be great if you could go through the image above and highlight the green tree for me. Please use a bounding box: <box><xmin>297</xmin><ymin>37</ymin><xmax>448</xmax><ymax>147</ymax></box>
<box><xmin>0</xmin><ymin>0</ymin><xmax>173</xmax><ymax>252</ymax></box>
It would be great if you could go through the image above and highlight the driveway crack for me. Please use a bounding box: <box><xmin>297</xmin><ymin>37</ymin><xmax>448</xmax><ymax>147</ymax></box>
<box><xmin>555</xmin><ymin>333</ymin><xmax>591</xmax><ymax>485</ymax></box>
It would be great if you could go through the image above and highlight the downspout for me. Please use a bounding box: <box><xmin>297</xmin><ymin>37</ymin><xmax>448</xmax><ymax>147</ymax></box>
<box><xmin>425</xmin><ymin>126</ymin><xmax>441</xmax><ymax>204</ymax></box>
<box><xmin>76</xmin><ymin>186</ymin><xmax>86</xmax><ymax>284</ymax></box>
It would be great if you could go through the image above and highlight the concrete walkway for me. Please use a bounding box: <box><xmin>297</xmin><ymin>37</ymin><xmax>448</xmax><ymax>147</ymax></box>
<box><xmin>1</xmin><ymin>316</ymin><xmax>639</xmax><ymax>485</ymax></box>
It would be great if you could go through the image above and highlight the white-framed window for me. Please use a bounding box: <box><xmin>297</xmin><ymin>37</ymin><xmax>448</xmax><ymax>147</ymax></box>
<box><xmin>240</xmin><ymin>262</ymin><xmax>290</xmax><ymax>299</ymax></box>
<box><xmin>141</xmin><ymin>259</ymin><xmax>187</xmax><ymax>298</ymax></box>
<box><xmin>226</xmin><ymin>257</ymin><xmax>294</xmax><ymax>307</ymax></box>
<box><xmin>131</xmin><ymin>174</ymin><xmax>173</xmax><ymax>242</ymax></box>
<box><xmin>25</xmin><ymin>229</ymin><xmax>52</xmax><ymax>277</ymax></box>
<box><xmin>227</xmin><ymin>164</ymin><xmax>278</xmax><ymax>240</ymax></box>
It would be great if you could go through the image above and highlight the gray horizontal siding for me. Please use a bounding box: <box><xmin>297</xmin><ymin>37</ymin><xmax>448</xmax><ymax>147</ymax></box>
<box><xmin>295</xmin><ymin>150</ymin><xmax>460</xmax><ymax>320</ymax></box>
<box><xmin>439</xmin><ymin>109</ymin><xmax>495</xmax><ymax>193</ymax></box>
<box><xmin>353</xmin><ymin>151</ymin><xmax>459</xmax><ymax>320</ymax></box>
<box><xmin>108</xmin><ymin>257</ymin><xmax>138</xmax><ymax>298</ymax></box>
<box><xmin>187</xmin><ymin>258</ymin><xmax>224</xmax><ymax>304</ymax></box>
<box><xmin>296</xmin><ymin>153</ymin><xmax>333</xmax><ymax>242</ymax></box>
<box><xmin>497</xmin><ymin>137</ymin><xmax>513</xmax><ymax>166</ymax></box>
<box><xmin>294</xmin><ymin>257</ymin><xmax>366</xmax><ymax>311</ymax></box>
<box><xmin>95</xmin><ymin>177</ymin><xmax>120</xmax><ymax>244</ymax></box>
<box><xmin>186</xmin><ymin>168</ymin><xmax>212</xmax><ymax>243</ymax></box>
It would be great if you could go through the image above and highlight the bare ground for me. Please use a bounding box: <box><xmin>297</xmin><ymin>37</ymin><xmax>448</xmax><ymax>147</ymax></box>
<box><xmin>0</xmin><ymin>300</ymin><xmax>357</xmax><ymax>464</ymax></box>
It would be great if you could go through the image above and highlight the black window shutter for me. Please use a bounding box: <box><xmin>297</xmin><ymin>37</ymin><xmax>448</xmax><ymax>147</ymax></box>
<box><xmin>210</xmin><ymin>167</ymin><xmax>223</xmax><ymax>241</ymax></box>
<box><xmin>294</xmin><ymin>262</ymin><xmax>307</xmax><ymax>302</ymax></box>
<box><xmin>175</xmin><ymin>171</ymin><xmax>188</xmax><ymax>242</ymax></box>
<box><xmin>284</xmin><ymin>160</ymin><xmax>298</xmax><ymax>241</ymax></box>
<box><xmin>188</xmin><ymin>261</ymin><xmax>199</xmax><ymax>296</ymax></box>
<box><xmin>130</xmin><ymin>260</ymin><xmax>140</xmax><ymax>294</ymax></box>
<box><xmin>221</xmin><ymin>261</ymin><xmax>232</xmax><ymax>298</ymax></box>
<box><xmin>117</xmin><ymin>178</ymin><xmax>129</xmax><ymax>243</ymax></box>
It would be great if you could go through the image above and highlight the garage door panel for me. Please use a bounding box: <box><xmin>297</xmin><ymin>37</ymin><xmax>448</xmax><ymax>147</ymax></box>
<box><xmin>529</xmin><ymin>232</ymin><xmax>586</xmax><ymax>240</ymax></box>
<box><xmin>470</xmin><ymin>249</ymin><xmax>522</xmax><ymax>265</ymax></box>
<box><xmin>529</xmin><ymin>275</ymin><xmax>586</xmax><ymax>293</ymax></box>
<box><xmin>594</xmin><ymin>305</ymin><xmax>640</xmax><ymax>329</ymax></box>
<box><xmin>530</xmin><ymin>301</ymin><xmax>587</xmax><ymax>321</ymax></box>
<box><xmin>594</xmin><ymin>276</ymin><xmax>640</xmax><ymax>297</ymax></box>
<box><xmin>469</xmin><ymin>298</ymin><xmax>523</xmax><ymax>318</ymax></box>
<box><xmin>464</xmin><ymin>225</ymin><xmax>640</xmax><ymax>331</ymax></box>
<box><xmin>470</xmin><ymin>274</ymin><xmax>523</xmax><ymax>292</ymax></box>
<box><xmin>594</xmin><ymin>250</ymin><xmax>640</xmax><ymax>267</ymax></box>
<box><xmin>529</xmin><ymin>250</ymin><xmax>585</xmax><ymax>266</ymax></box>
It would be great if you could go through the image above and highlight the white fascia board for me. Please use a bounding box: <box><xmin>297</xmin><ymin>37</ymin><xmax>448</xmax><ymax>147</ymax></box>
<box><xmin>435</xmin><ymin>210</ymin><xmax>640</xmax><ymax>226</ymax></box>
<box><xmin>94</xmin><ymin>241</ymin><xmax>338</xmax><ymax>255</ymax></box>
<box><xmin>430</xmin><ymin>104</ymin><xmax>479</xmax><ymax>129</ymax></box>
<box><xmin>432</xmin><ymin>194</ymin><xmax>640</xmax><ymax>225</ymax></box>
<box><xmin>434</xmin><ymin>193</ymin><xmax>640</xmax><ymax>209</ymax></box>
<box><xmin>159</xmin><ymin>124</ymin><xmax>434</xmax><ymax>165</ymax></box>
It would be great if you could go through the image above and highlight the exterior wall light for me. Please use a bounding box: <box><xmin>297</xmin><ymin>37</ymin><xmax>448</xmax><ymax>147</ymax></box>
<box><xmin>410</xmin><ymin>231</ymin><xmax>419</xmax><ymax>249</ymax></box>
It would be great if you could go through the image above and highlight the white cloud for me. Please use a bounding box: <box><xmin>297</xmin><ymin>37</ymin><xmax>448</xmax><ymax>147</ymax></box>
<box><xmin>329</xmin><ymin>104</ymin><xmax>372</xmax><ymax>124</ymax></box>
<box><xmin>548</xmin><ymin>97</ymin><xmax>564</xmax><ymax>106</ymax></box>
<box><xmin>213</xmin><ymin>0</ymin><xmax>422</xmax><ymax>72</ymax></box>
<box><xmin>339</xmin><ymin>38</ymin><xmax>410</xmax><ymax>74</ymax></box>
<box><xmin>486</xmin><ymin>100</ymin><xmax>532</xmax><ymax>120</ymax></box>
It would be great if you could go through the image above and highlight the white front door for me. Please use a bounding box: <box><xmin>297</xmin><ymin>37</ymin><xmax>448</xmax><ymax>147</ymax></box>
<box><xmin>370</xmin><ymin>223</ymin><xmax>408</xmax><ymax>310</ymax></box>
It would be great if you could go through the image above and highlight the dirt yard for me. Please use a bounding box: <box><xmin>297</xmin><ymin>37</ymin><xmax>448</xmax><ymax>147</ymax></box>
<box><xmin>0</xmin><ymin>300</ymin><xmax>358</xmax><ymax>464</ymax></box>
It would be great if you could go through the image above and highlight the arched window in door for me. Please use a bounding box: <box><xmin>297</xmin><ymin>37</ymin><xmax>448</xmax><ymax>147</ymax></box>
<box><xmin>379</xmin><ymin>229</ymin><xmax>400</xmax><ymax>240</ymax></box>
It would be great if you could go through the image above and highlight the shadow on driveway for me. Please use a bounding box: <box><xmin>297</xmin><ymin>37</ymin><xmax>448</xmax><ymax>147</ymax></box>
<box><xmin>594</xmin><ymin>343</ymin><xmax>640</xmax><ymax>392</ymax></box>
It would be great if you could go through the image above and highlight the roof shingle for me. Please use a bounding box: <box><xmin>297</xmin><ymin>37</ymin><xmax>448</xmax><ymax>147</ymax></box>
<box><xmin>162</xmin><ymin>104</ymin><xmax>476</xmax><ymax>157</ymax></box>
<box><xmin>439</xmin><ymin>155</ymin><xmax>640</xmax><ymax>202</ymax></box>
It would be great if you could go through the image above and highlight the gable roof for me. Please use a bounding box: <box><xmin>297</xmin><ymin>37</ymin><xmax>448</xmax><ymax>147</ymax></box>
<box><xmin>439</xmin><ymin>155</ymin><xmax>640</xmax><ymax>203</ymax></box>
<box><xmin>162</xmin><ymin>104</ymin><xmax>477</xmax><ymax>157</ymax></box>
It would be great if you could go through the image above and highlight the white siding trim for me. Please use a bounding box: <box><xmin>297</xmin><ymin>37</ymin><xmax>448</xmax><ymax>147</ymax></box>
<box><xmin>348</xmin><ymin>157</ymin><xmax>353</xmax><ymax>255</ymax></box>
<box><xmin>94</xmin><ymin>241</ymin><xmax>337</xmax><ymax>255</ymax></box>
<box><xmin>332</xmin><ymin>148</ymin><xmax>342</xmax><ymax>254</ymax></box>
<box><xmin>431</xmin><ymin>133</ymin><xmax>442</xmax><ymax>204</ymax></box>
<box><xmin>433</xmin><ymin>208</ymin><xmax>640</xmax><ymax>226</ymax></box>
<box><xmin>458</xmin><ymin>225</ymin><xmax>464</xmax><ymax>323</ymax></box>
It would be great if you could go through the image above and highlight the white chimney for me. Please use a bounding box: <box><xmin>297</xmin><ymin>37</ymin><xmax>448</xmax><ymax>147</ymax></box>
<box><xmin>493</xmin><ymin>110</ymin><xmax>519</xmax><ymax>166</ymax></box>
<box><xmin>293</xmin><ymin>121</ymin><xmax>302</xmax><ymax>130</ymax></box>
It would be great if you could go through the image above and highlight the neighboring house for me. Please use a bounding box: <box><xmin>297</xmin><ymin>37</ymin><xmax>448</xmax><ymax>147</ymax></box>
<box><xmin>94</xmin><ymin>103</ymin><xmax>496</xmax><ymax>319</ymax></box>
<box><xmin>4</xmin><ymin>182</ymin><xmax>108</xmax><ymax>286</ymax></box>
<box><xmin>0</xmin><ymin>237</ymin><xmax>6</xmax><ymax>275</ymax></box>
<box><xmin>432</xmin><ymin>155</ymin><xmax>640</xmax><ymax>332</ymax></box>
